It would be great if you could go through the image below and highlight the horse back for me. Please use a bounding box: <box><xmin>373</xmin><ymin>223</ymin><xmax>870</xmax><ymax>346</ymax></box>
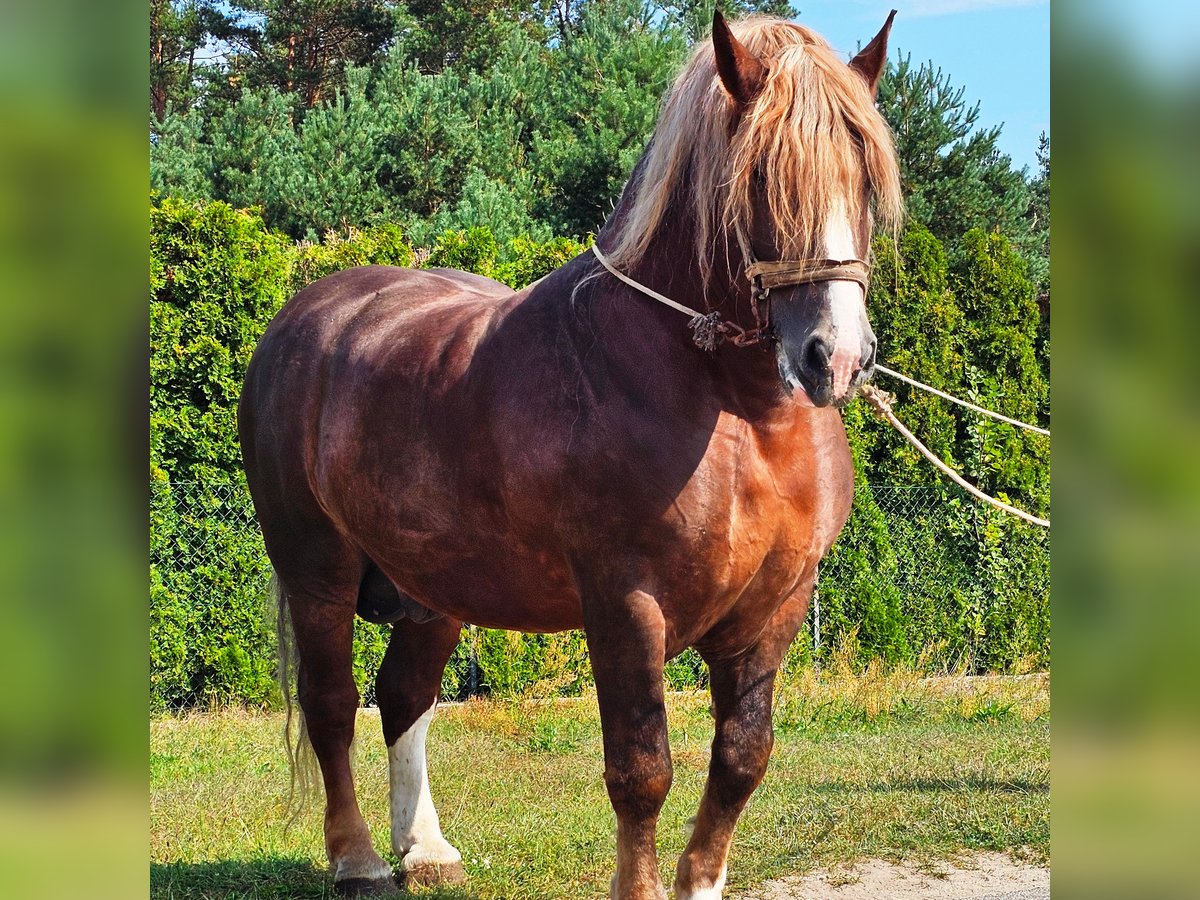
<box><xmin>239</xmin><ymin>264</ymin><xmax>516</xmax><ymax>512</ymax></box>
<box><xmin>239</xmin><ymin>264</ymin><xmax>584</xmax><ymax>628</ymax></box>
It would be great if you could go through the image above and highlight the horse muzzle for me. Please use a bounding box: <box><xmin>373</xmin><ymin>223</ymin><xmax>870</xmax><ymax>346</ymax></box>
<box><xmin>773</xmin><ymin>290</ymin><xmax>877</xmax><ymax>408</ymax></box>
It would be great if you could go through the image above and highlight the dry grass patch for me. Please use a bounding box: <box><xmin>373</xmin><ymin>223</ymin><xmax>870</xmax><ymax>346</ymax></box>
<box><xmin>152</xmin><ymin>671</ymin><xmax>1047</xmax><ymax>899</ymax></box>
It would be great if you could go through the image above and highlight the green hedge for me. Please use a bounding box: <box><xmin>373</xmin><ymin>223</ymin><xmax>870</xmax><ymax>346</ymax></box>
<box><xmin>810</xmin><ymin>225</ymin><xmax>1051</xmax><ymax>673</ymax></box>
<box><xmin>150</xmin><ymin>196</ymin><xmax>1048</xmax><ymax>709</ymax></box>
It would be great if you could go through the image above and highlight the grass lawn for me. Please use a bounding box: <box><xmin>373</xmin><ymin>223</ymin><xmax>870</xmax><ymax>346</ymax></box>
<box><xmin>150</xmin><ymin>669</ymin><xmax>1048</xmax><ymax>899</ymax></box>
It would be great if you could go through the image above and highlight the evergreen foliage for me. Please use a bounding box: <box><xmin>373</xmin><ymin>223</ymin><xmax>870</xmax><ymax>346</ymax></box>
<box><xmin>150</xmin><ymin>195</ymin><xmax>293</xmax><ymax>484</ymax></box>
<box><xmin>1028</xmin><ymin>132</ymin><xmax>1050</xmax><ymax>376</ymax></box>
<box><xmin>150</xmin><ymin>197</ymin><xmax>294</xmax><ymax>709</ymax></box>
<box><xmin>150</xmin><ymin>2</ymin><xmax>1049</xmax><ymax>290</ymax></box>
<box><xmin>854</xmin><ymin>226</ymin><xmax>965</xmax><ymax>486</ymax></box>
<box><xmin>950</xmin><ymin>228</ymin><xmax>1049</xmax><ymax>511</ymax></box>
<box><xmin>877</xmin><ymin>56</ymin><xmax>1045</xmax><ymax>288</ymax></box>
<box><xmin>529</xmin><ymin>0</ymin><xmax>686</xmax><ymax>235</ymax></box>
<box><xmin>225</xmin><ymin>0</ymin><xmax>396</xmax><ymax>107</ymax></box>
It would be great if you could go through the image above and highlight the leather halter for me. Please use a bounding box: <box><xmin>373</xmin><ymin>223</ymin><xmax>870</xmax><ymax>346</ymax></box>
<box><xmin>730</xmin><ymin>222</ymin><xmax>871</xmax><ymax>350</ymax></box>
<box><xmin>589</xmin><ymin>227</ymin><xmax>872</xmax><ymax>354</ymax></box>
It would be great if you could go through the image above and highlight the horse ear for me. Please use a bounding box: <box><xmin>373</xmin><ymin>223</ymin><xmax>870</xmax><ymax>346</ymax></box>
<box><xmin>712</xmin><ymin>9</ymin><xmax>767</xmax><ymax>105</ymax></box>
<box><xmin>849</xmin><ymin>9</ymin><xmax>896</xmax><ymax>97</ymax></box>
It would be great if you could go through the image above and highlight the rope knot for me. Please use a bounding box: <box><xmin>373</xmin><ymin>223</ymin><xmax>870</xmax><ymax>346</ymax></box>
<box><xmin>860</xmin><ymin>384</ymin><xmax>895</xmax><ymax>418</ymax></box>
<box><xmin>688</xmin><ymin>311</ymin><xmax>726</xmax><ymax>352</ymax></box>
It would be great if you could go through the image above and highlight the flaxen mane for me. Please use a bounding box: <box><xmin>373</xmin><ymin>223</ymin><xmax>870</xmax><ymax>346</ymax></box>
<box><xmin>609</xmin><ymin>16</ymin><xmax>903</xmax><ymax>277</ymax></box>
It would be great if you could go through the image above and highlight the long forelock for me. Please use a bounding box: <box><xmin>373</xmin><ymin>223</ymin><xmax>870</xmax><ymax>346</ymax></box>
<box><xmin>608</xmin><ymin>17</ymin><xmax>903</xmax><ymax>277</ymax></box>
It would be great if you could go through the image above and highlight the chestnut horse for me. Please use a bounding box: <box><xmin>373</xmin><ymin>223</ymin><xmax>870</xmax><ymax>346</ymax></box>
<box><xmin>239</xmin><ymin>12</ymin><xmax>902</xmax><ymax>899</ymax></box>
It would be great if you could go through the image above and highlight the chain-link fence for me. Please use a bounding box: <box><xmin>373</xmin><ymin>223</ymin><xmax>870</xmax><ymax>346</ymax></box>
<box><xmin>150</xmin><ymin>480</ymin><xmax>1048</xmax><ymax>711</ymax></box>
<box><xmin>814</xmin><ymin>484</ymin><xmax>1049</xmax><ymax>674</ymax></box>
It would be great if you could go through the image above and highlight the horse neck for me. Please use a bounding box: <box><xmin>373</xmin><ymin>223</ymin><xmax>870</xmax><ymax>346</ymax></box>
<box><xmin>596</xmin><ymin>168</ymin><xmax>746</xmax><ymax>324</ymax></box>
<box><xmin>583</xmin><ymin>201</ymin><xmax>787</xmax><ymax>417</ymax></box>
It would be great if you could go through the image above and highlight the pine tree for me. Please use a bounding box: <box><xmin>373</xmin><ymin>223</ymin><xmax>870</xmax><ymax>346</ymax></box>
<box><xmin>371</xmin><ymin>59</ymin><xmax>487</xmax><ymax>224</ymax></box>
<box><xmin>878</xmin><ymin>56</ymin><xmax>1041</xmax><ymax>281</ymax></box>
<box><xmin>288</xmin><ymin>67</ymin><xmax>395</xmax><ymax>236</ymax></box>
<box><xmin>230</xmin><ymin>0</ymin><xmax>396</xmax><ymax>107</ymax></box>
<box><xmin>1027</xmin><ymin>132</ymin><xmax>1050</xmax><ymax>365</ymax></box>
<box><xmin>151</xmin><ymin>0</ymin><xmax>240</xmax><ymax>124</ymax></box>
<box><xmin>397</xmin><ymin>0</ymin><xmax>546</xmax><ymax>74</ymax></box>
<box><xmin>530</xmin><ymin>0</ymin><xmax>686</xmax><ymax>236</ymax></box>
<box><xmin>204</xmin><ymin>87</ymin><xmax>303</xmax><ymax>232</ymax></box>
<box><xmin>656</xmin><ymin>0</ymin><xmax>798</xmax><ymax>43</ymax></box>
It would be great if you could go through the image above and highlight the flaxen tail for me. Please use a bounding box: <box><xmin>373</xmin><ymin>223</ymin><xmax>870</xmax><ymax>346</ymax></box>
<box><xmin>273</xmin><ymin>574</ymin><xmax>319</xmax><ymax>829</ymax></box>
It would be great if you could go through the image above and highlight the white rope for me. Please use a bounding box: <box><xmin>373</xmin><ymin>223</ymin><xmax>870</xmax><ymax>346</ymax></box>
<box><xmin>588</xmin><ymin>247</ymin><xmax>1050</xmax><ymax>528</ymax></box>
<box><xmin>861</xmin><ymin>385</ymin><xmax>1050</xmax><ymax>529</ymax></box>
<box><xmin>874</xmin><ymin>364</ymin><xmax>1049</xmax><ymax>437</ymax></box>
<box><xmin>591</xmin><ymin>244</ymin><xmax>708</xmax><ymax>319</ymax></box>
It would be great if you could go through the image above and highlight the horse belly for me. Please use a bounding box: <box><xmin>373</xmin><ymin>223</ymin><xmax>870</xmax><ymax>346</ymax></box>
<box><xmin>369</xmin><ymin>531</ymin><xmax>585</xmax><ymax>633</ymax></box>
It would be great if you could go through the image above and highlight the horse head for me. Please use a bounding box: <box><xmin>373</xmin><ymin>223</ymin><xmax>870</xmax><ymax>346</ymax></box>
<box><xmin>712</xmin><ymin>10</ymin><xmax>898</xmax><ymax>407</ymax></box>
<box><xmin>605</xmin><ymin>11</ymin><xmax>902</xmax><ymax>408</ymax></box>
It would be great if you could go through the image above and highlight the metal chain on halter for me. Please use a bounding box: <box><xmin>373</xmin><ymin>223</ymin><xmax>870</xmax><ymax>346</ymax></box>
<box><xmin>733</xmin><ymin>222</ymin><xmax>773</xmax><ymax>348</ymax></box>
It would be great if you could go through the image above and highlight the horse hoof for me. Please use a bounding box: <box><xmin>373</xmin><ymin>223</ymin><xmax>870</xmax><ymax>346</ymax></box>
<box><xmin>334</xmin><ymin>875</ymin><xmax>397</xmax><ymax>897</ymax></box>
<box><xmin>400</xmin><ymin>860</ymin><xmax>467</xmax><ymax>888</ymax></box>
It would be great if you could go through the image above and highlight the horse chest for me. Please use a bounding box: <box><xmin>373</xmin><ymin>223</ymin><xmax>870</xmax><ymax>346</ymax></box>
<box><xmin>716</xmin><ymin>419</ymin><xmax>845</xmax><ymax>556</ymax></box>
<box><xmin>723</xmin><ymin>471</ymin><xmax>822</xmax><ymax>591</ymax></box>
<box><xmin>653</xmin><ymin>414</ymin><xmax>853</xmax><ymax>647</ymax></box>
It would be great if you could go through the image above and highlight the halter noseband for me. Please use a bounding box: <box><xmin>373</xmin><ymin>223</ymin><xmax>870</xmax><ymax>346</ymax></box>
<box><xmin>731</xmin><ymin>222</ymin><xmax>871</xmax><ymax>350</ymax></box>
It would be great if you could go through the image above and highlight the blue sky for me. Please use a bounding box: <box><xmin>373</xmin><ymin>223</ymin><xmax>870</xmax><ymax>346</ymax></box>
<box><xmin>792</xmin><ymin>1</ymin><xmax>1049</xmax><ymax>173</ymax></box>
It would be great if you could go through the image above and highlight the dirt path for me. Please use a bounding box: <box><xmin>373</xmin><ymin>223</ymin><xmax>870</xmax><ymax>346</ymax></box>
<box><xmin>738</xmin><ymin>852</ymin><xmax>1049</xmax><ymax>900</ymax></box>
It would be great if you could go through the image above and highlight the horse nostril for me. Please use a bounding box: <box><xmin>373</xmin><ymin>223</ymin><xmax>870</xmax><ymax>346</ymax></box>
<box><xmin>801</xmin><ymin>336</ymin><xmax>831</xmax><ymax>379</ymax></box>
<box><xmin>861</xmin><ymin>338</ymin><xmax>877</xmax><ymax>372</ymax></box>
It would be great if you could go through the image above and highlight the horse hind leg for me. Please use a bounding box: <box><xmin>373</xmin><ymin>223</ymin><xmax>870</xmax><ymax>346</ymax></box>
<box><xmin>278</xmin><ymin>562</ymin><xmax>394</xmax><ymax>895</ymax></box>
<box><xmin>375</xmin><ymin>614</ymin><xmax>467</xmax><ymax>888</ymax></box>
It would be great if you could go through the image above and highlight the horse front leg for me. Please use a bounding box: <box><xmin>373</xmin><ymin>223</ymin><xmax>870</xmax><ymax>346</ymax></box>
<box><xmin>674</xmin><ymin>585</ymin><xmax>813</xmax><ymax>899</ymax></box>
<box><xmin>585</xmin><ymin>588</ymin><xmax>673</xmax><ymax>900</ymax></box>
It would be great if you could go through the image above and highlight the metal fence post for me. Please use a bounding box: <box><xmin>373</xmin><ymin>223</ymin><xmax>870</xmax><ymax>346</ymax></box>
<box><xmin>466</xmin><ymin>624</ymin><xmax>480</xmax><ymax>697</ymax></box>
<box><xmin>811</xmin><ymin>563</ymin><xmax>820</xmax><ymax>666</ymax></box>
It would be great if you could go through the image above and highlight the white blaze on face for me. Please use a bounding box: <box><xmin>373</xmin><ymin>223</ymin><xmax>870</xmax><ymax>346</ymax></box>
<box><xmin>823</xmin><ymin>198</ymin><xmax>867</xmax><ymax>400</ymax></box>
<box><xmin>388</xmin><ymin>702</ymin><xmax>462</xmax><ymax>870</ymax></box>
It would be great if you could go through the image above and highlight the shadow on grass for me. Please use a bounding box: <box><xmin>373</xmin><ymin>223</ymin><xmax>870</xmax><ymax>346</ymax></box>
<box><xmin>151</xmin><ymin>858</ymin><xmax>484</xmax><ymax>900</ymax></box>
<box><xmin>806</xmin><ymin>776</ymin><xmax>1049</xmax><ymax>795</ymax></box>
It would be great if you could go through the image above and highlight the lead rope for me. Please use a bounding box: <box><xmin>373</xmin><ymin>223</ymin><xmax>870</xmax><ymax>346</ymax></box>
<box><xmin>588</xmin><ymin>243</ymin><xmax>1049</xmax><ymax>528</ymax></box>
<box><xmin>591</xmin><ymin>244</ymin><xmax>738</xmax><ymax>351</ymax></box>
<box><xmin>860</xmin><ymin>384</ymin><xmax>1050</xmax><ymax>529</ymax></box>
<box><xmin>874</xmin><ymin>365</ymin><xmax>1049</xmax><ymax>436</ymax></box>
